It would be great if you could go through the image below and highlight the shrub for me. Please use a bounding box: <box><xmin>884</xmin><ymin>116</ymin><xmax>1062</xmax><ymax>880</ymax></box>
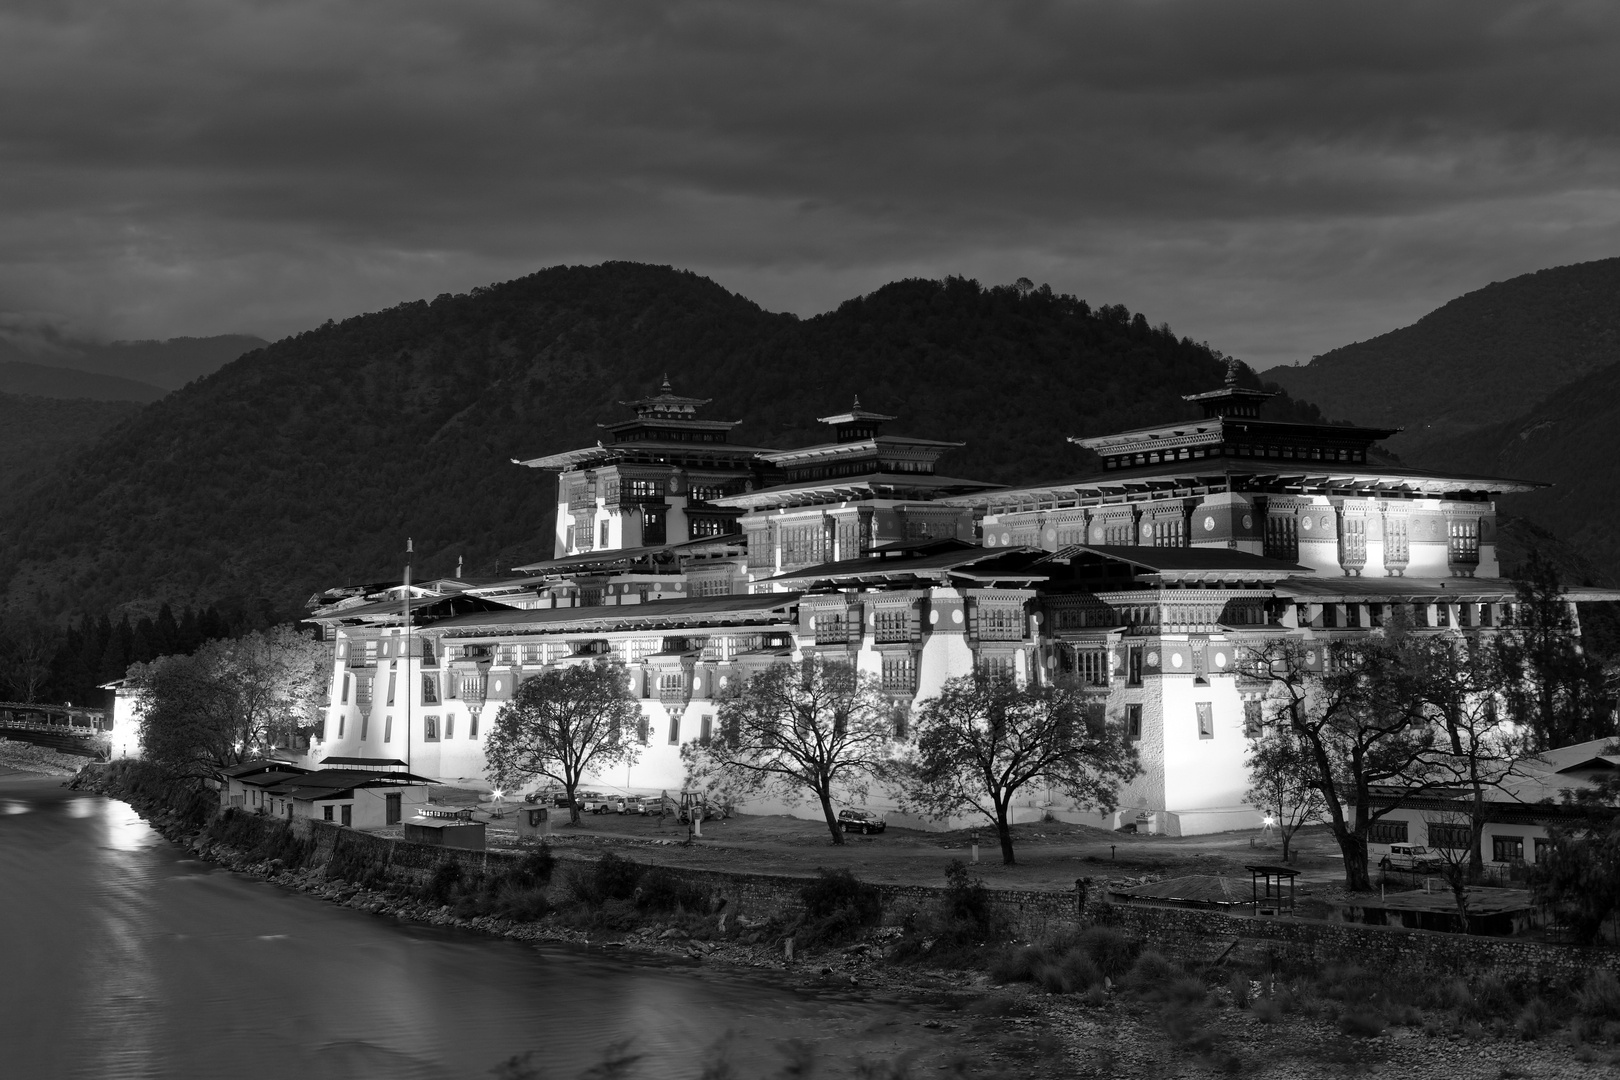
<box><xmin>1463</xmin><ymin>975</ymin><xmax>1518</xmax><ymax>1024</ymax></box>
<box><xmin>1077</xmin><ymin>926</ymin><xmax>1137</xmax><ymax>980</ymax></box>
<box><xmin>636</xmin><ymin>867</ymin><xmax>710</xmax><ymax>913</ymax></box>
<box><xmin>1034</xmin><ymin>952</ymin><xmax>1103</xmax><ymax>995</ymax></box>
<box><xmin>1578</xmin><ymin>970</ymin><xmax>1620</xmax><ymax>1021</ymax></box>
<box><xmin>490</xmin><ymin>883</ymin><xmax>554</xmax><ymax>922</ymax></box>
<box><xmin>940</xmin><ymin>860</ymin><xmax>995</xmax><ymax>935</ymax></box>
<box><xmin>424</xmin><ymin>859</ymin><xmax>465</xmax><ymax>906</ymax></box>
<box><xmin>1122</xmin><ymin>950</ymin><xmax>1179</xmax><ymax>998</ymax></box>
<box><xmin>1164</xmin><ymin>976</ymin><xmax>1208</xmax><ymax>1006</ymax></box>
<box><xmin>801</xmin><ymin>868</ymin><xmax>883</xmax><ymax>924</ymax></box>
<box><xmin>510</xmin><ymin>846</ymin><xmax>555</xmax><ymax>888</ymax></box>
<box><xmin>989</xmin><ymin>945</ymin><xmax>1047</xmax><ymax>985</ymax></box>
<box><xmin>1228</xmin><ymin>971</ymin><xmax>1253</xmax><ymax>1009</ymax></box>
<box><xmin>793</xmin><ymin>869</ymin><xmax>884</xmax><ymax>950</ymax></box>
<box><xmin>1516</xmin><ymin>997</ymin><xmax>1558</xmax><ymax>1041</ymax></box>
<box><xmin>1337</xmin><ymin>1011</ymin><xmax>1387</xmax><ymax>1038</ymax></box>
<box><xmin>569</xmin><ymin>853</ymin><xmax>642</xmax><ymax>907</ymax></box>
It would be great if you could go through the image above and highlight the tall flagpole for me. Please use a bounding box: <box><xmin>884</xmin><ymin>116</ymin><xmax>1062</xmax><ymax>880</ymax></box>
<box><xmin>404</xmin><ymin>538</ymin><xmax>412</xmax><ymax>775</ymax></box>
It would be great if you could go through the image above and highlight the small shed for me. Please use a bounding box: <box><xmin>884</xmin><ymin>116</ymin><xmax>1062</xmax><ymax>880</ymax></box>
<box><xmin>1247</xmin><ymin>865</ymin><xmax>1299</xmax><ymax>916</ymax></box>
<box><xmin>403</xmin><ymin>817</ymin><xmax>486</xmax><ymax>851</ymax></box>
<box><xmin>513</xmin><ymin>805</ymin><xmax>553</xmax><ymax>838</ymax></box>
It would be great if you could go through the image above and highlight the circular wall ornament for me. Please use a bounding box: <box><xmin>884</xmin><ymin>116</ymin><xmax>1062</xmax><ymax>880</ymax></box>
<box><xmin>1320</xmin><ymin>515</ymin><xmax>1331</xmax><ymax>530</ymax></box>
<box><xmin>493</xmin><ymin>679</ymin><xmax>503</xmax><ymax>692</ymax></box>
<box><xmin>985</xmin><ymin>534</ymin><xmax>997</xmax><ymax>547</ymax></box>
<box><xmin>1000</xmin><ymin>531</ymin><xmax>1011</xmax><ymax>546</ymax></box>
<box><xmin>1242</xmin><ymin>514</ymin><xmax>1253</xmax><ymax>529</ymax></box>
<box><xmin>1301</xmin><ymin>517</ymin><xmax>1313</xmax><ymax>531</ymax></box>
<box><xmin>1142</xmin><ymin>525</ymin><xmax>1153</xmax><ymax>541</ymax></box>
<box><xmin>951</xmin><ymin>609</ymin><xmax>964</xmax><ymax>625</ymax></box>
<box><xmin>929</xmin><ymin>610</ymin><xmax>940</xmax><ymax>625</ymax></box>
<box><xmin>1146</xmin><ymin>650</ymin><xmax>1160</xmax><ymax>667</ymax></box>
<box><xmin>1214</xmin><ymin>652</ymin><xmax>1228</xmax><ymax>669</ymax></box>
<box><xmin>1305</xmin><ymin>650</ymin><xmax>1319</xmax><ymax>665</ymax></box>
<box><xmin>1170</xmin><ymin>653</ymin><xmax>1184</xmax><ymax>669</ymax></box>
<box><xmin>1091</xmin><ymin>526</ymin><xmax>1104</xmax><ymax>542</ymax></box>
<box><xmin>1203</xmin><ymin>515</ymin><xmax>1216</xmax><ymax>532</ymax></box>
<box><xmin>719</xmin><ymin>675</ymin><xmax>729</xmax><ymax>690</ymax></box>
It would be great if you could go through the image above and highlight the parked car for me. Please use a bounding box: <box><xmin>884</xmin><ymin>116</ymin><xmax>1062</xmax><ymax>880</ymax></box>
<box><xmin>1379</xmin><ymin>843</ymin><xmax>1444</xmax><ymax>873</ymax></box>
<box><xmin>579</xmin><ymin>792</ymin><xmax>613</xmax><ymax>815</ymax></box>
<box><xmin>619</xmin><ymin>796</ymin><xmax>653</xmax><ymax>815</ymax></box>
<box><xmin>838</xmin><ymin>808</ymin><xmax>886</xmax><ymax>835</ymax></box>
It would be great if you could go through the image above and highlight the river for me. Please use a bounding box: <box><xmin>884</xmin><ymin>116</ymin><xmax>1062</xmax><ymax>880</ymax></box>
<box><xmin>0</xmin><ymin>773</ymin><xmax>954</xmax><ymax>1080</ymax></box>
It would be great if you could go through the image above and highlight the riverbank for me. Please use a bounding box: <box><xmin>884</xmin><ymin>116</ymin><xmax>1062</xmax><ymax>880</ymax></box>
<box><xmin>68</xmin><ymin>762</ymin><xmax>1620</xmax><ymax>1079</ymax></box>
<box><xmin>0</xmin><ymin>737</ymin><xmax>92</xmax><ymax>776</ymax></box>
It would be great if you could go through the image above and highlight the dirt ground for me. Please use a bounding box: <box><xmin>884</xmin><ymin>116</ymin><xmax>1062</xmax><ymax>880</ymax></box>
<box><xmin>420</xmin><ymin>786</ymin><xmax>1354</xmax><ymax>898</ymax></box>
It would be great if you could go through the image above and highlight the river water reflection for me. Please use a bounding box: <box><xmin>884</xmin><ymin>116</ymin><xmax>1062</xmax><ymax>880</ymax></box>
<box><xmin>0</xmin><ymin>775</ymin><xmax>949</xmax><ymax>1079</ymax></box>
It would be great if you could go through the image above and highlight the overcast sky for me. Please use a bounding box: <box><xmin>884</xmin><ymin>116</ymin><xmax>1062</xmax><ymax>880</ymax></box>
<box><xmin>3</xmin><ymin>0</ymin><xmax>1619</xmax><ymax>371</ymax></box>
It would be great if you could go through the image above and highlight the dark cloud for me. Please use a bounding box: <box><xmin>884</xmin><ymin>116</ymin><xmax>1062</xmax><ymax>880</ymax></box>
<box><xmin>2</xmin><ymin>0</ymin><xmax>1619</xmax><ymax>367</ymax></box>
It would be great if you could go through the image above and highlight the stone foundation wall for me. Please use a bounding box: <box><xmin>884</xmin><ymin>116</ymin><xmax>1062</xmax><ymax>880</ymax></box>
<box><xmin>251</xmin><ymin>815</ymin><xmax>1617</xmax><ymax>981</ymax></box>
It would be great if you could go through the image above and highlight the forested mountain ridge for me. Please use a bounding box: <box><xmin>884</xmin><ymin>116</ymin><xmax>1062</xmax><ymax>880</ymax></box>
<box><xmin>0</xmin><ymin>393</ymin><xmax>144</xmax><ymax>492</ymax></box>
<box><xmin>1421</xmin><ymin>356</ymin><xmax>1620</xmax><ymax>578</ymax></box>
<box><xmin>0</xmin><ymin>331</ymin><xmax>268</xmax><ymax>393</ymax></box>
<box><xmin>1261</xmin><ymin>257</ymin><xmax>1620</xmax><ymax>460</ymax></box>
<box><xmin>0</xmin><ymin>262</ymin><xmax>1328</xmax><ymax>620</ymax></box>
<box><xmin>0</xmin><ymin>359</ymin><xmax>166</xmax><ymax>402</ymax></box>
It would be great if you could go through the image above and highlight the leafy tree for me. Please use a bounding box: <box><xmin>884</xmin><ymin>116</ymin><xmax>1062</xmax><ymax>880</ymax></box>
<box><xmin>1247</xmin><ymin>617</ymin><xmax>1452</xmax><ymax>891</ymax></box>
<box><xmin>128</xmin><ymin>625</ymin><xmax>328</xmax><ymax>781</ymax></box>
<box><xmin>1497</xmin><ymin>552</ymin><xmax>1612</xmax><ymax>751</ymax></box>
<box><xmin>899</xmin><ymin>675</ymin><xmax>1137</xmax><ymax>865</ymax></box>
<box><xmin>1529</xmin><ymin>773</ymin><xmax>1620</xmax><ymax>945</ymax></box>
<box><xmin>684</xmin><ymin>657</ymin><xmax>895</xmax><ymax>845</ymax></box>
<box><xmin>1244</xmin><ymin>726</ymin><xmax>1325</xmax><ymax>864</ymax></box>
<box><xmin>484</xmin><ymin>660</ymin><xmax>643</xmax><ymax>826</ymax></box>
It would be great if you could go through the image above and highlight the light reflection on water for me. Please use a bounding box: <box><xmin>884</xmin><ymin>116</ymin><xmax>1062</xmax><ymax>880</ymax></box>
<box><xmin>0</xmin><ymin>775</ymin><xmax>945</xmax><ymax>1080</ymax></box>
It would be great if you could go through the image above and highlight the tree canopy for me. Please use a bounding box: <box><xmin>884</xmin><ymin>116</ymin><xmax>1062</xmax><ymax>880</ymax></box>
<box><xmin>128</xmin><ymin>625</ymin><xmax>327</xmax><ymax>781</ymax></box>
<box><xmin>899</xmin><ymin>675</ymin><xmax>1138</xmax><ymax>865</ymax></box>
<box><xmin>684</xmin><ymin>657</ymin><xmax>895</xmax><ymax>845</ymax></box>
<box><xmin>483</xmin><ymin>659</ymin><xmax>642</xmax><ymax>825</ymax></box>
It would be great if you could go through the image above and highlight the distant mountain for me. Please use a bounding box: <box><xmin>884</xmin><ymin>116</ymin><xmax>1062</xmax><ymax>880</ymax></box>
<box><xmin>0</xmin><ymin>393</ymin><xmax>142</xmax><ymax>492</ymax></box>
<box><xmin>0</xmin><ymin>329</ymin><xmax>267</xmax><ymax>393</ymax></box>
<box><xmin>1260</xmin><ymin>258</ymin><xmax>1620</xmax><ymax>459</ymax></box>
<box><xmin>0</xmin><ymin>359</ymin><xmax>166</xmax><ymax>403</ymax></box>
<box><xmin>0</xmin><ymin>263</ymin><xmax>1327</xmax><ymax>618</ymax></box>
<box><xmin>1423</xmin><ymin>357</ymin><xmax>1620</xmax><ymax>580</ymax></box>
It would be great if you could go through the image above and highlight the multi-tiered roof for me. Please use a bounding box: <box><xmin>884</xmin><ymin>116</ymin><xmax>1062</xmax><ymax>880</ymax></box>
<box><xmin>517</xmin><ymin>378</ymin><xmax>776</xmax><ymax>472</ymax></box>
<box><xmin>714</xmin><ymin>398</ymin><xmax>999</xmax><ymax>512</ymax></box>
<box><xmin>951</xmin><ymin>364</ymin><xmax>1540</xmax><ymax>514</ymax></box>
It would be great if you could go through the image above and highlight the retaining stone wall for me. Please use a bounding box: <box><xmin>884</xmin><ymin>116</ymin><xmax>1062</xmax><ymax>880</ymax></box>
<box><xmin>241</xmin><ymin>815</ymin><xmax>1618</xmax><ymax>981</ymax></box>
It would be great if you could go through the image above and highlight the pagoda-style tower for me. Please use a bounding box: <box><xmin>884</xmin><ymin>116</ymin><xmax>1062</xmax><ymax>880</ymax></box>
<box><xmin>518</xmin><ymin>379</ymin><xmax>776</xmax><ymax>558</ymax></box>
<box><xmin>952</xmin><ymin>366</ymin><xmax>1540</xmax><ymax>578</ymax></box>
<box><xmin>712</xmin><ymin>397</ymin><xmax>1000</xmax><ymax>583</ymax></box>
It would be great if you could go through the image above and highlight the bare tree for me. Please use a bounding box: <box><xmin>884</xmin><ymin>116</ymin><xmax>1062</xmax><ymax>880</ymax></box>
<box><xmin>683</xmin><ymin>657</ymin><xmax>894</xmax><ymax>845</ymax></box>
<box><xmin>1246</xmin><ymin>616</ymin><xmax>1452</xmax><ymax>891</ymax></box>
<box><xmin>898</xmin><ymin>675</ymin><xmax>1137</xmax><ymax>865</ymax></box>
<box><xmin>484</xmin><ymin>659</ymin><xmax>642</xmax><ymax>825</ymax></box>
<box><xmin>1414</xmin><ymin>632</ymin><xmax>1524</xmax><ymax>880</ymax></box>
<box><xmin>1424</xmin><ymin>808</ymin><xmax>1477</xmax><ymax>932</ymax></box>
<box><xmin>1245</xmin><ymin>725</ymin><xmax>1325</xmax><ymax>864</ymax></box>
